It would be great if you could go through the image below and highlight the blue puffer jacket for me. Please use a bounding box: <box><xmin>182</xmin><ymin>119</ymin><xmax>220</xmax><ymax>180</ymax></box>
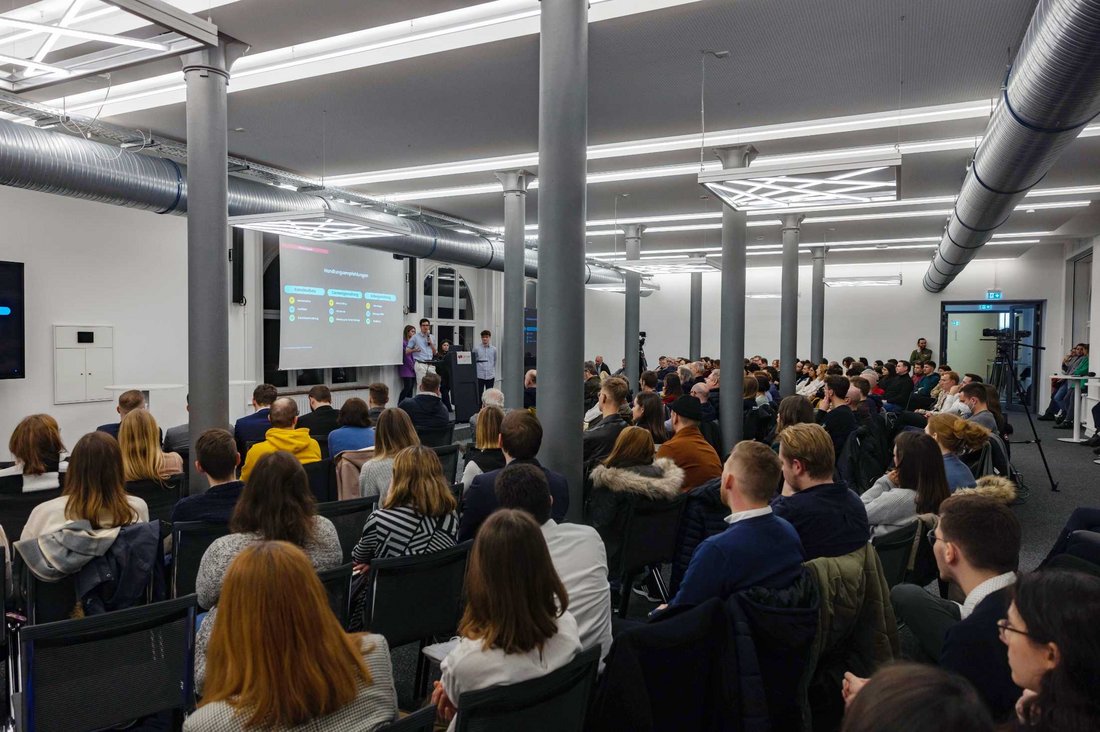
<box><xmin>670</xmin><ymin>477</ymin><xmax>728</xmax><ymax>596</ymax></box>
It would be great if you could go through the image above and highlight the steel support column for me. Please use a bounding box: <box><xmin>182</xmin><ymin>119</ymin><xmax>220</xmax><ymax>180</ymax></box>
<box><xmin>715</xmin><ymin>145</ymin><xmax>756</xmax><ymax>455</ymax></box>
<box><xmin>810</xmin><ymin>246</ymin><xmax>826</xmax><ymax>364</ymax></box>
<box><xmin>536</xmin><ymin>0</ymin><xmax>587</xmax><ymax>518</ymax></box>
<box><xmin>183</xmin><ymin>39</ymin><xmax>242</xmax><ymax>495</ymax></box>
<box><xmin>780</xmin><ymin>213</ymin><xmax>804</xmax><ymax>397</ymax></box>
<box><xmin>623</xmin><ymin>224</ymin><xmax>643</xmax><ymax>393</ymax></box>
<box><xmin>689</xmin><ymin>272</ymin><xmax>702</xmax><ymax>361</ymax></box>
<box><xmin>495</xmin><ymin>170</ymin><xmax>533</xmax><ymax>411</ymax></box>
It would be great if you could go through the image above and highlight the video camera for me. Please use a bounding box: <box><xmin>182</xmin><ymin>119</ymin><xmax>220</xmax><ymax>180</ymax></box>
<box><xmin>982</xmin><ymin>327</ymin><xmax>1031</xmax><ymax>339</ymax></box>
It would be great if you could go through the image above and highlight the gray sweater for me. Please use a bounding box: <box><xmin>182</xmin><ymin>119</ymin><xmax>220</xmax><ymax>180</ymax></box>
<box><xmin>860</xmin><ymin>476</ymin><xmax>918</xmax><ymax>537</ymax></box>
<box><xmin>184</xmin><ymin>635</ymin><xmax>398</xmax><ymax>732</ymax></box>
<box><xmin>359</xmin><ymin>457</ymin><xmax>395</xmax><ymax>502</ymax></box>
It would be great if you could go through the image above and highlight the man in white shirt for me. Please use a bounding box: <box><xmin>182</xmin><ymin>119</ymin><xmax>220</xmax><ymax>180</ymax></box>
<box><xmin>471</xmin><ymin>329</ymin><xmax>498</xmax><ymax>397</ymax></box>
<box><xmin>494</xmin><ymin>462</ymin><xmax>613</xmax><ymax>666</ymax></box>
<box><xmin>409</xmin><ymin>317</ymin><xmax>437</xmax><ymax>388</ymax></box>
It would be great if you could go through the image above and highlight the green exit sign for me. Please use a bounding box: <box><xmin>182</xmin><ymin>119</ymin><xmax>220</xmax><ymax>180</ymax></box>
<box><xmin>951</xmin><ymin>320</ymin><xmax>961</xmax><ymax>326</ymax></box>
<box><xmin>986</xmin><ymin>290</ymin><xmax>1004</xmax><ymax>300</ymax></box>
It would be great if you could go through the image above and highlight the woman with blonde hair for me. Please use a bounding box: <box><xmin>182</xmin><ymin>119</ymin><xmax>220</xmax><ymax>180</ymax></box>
<box><xmin>432</xmin><ymin>509</ymin><xmax>581</xmax><ymax>728</ymax></box>
<box><xmin>460</xmin><ymin>405</ymin><xmax>506</xmax><ymax>488</ymax></box>
<box><xmin>21</xmin><ymin>431</ymin><xmax>147</xmax><ymax>540</ymax></box>
<box><xmin>1</xmin><ymin>414</ymin><xmax>67</xmax><ymax>492</ymax></box>
<box><xmin>925</xmin><ymin>412</ymin><xmax>988</xmax><ymax>492</ymax></box>
<box><xmin>587</xmin><ymin>427</ymin><xmax>684</xmax><ymax>571</ymax></box>
<box><xmin>359</xmin><ymin>408</ymin><xmax>420</xmax><ymax>501</ymax></box>
<box><xmin>184</xmin><ymin>541</ymin><xmax>398</xmax><ymax>731</ymax></box>
<box><xmin>118</xmin><ymin>408</ymin><xmax>182</xmax><ymax>483</ymax></box>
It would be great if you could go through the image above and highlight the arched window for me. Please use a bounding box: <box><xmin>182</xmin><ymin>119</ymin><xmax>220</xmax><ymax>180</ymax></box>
<box><xmin>422</xmin><ymin>266</ymin><xmax>476</xmax><ymax>350</ymax></box>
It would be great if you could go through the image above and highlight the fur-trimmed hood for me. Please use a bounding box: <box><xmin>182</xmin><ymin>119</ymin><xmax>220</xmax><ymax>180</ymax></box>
<box><xmin>589</xmin><ymin>458</ymin><xmax>685</xmax><ymax>499</ymax></box>
<box><xmin>954</xmin><ymin>475</ymin><xmax>1016</xmax><ymax>503</ymax></box>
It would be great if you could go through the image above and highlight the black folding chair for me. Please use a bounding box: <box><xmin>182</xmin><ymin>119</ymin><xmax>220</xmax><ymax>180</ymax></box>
<box><xmin>318</xmin><ymin>563</ymin><xmax>354</xmax><ymax>629</ymax></box>
<box><xmin>125</xmin><ymin>474</ymin><xmax>185</xmax><ymax>525</ymax></box>
<box><xmin>317</xmin><ymin>498</ymin><xmax>377</xmax><ymax>563</ymax></box>
<box><xmin>871</xmin><ymin>521</ymin><xmax>920</xmax><ymax>588</ymax></box>
<box><xmin>16</xmin><ymin>595</ymin><xmax>197</xmax><ymax>732</ymax></box>
<box><xmin>362</xmin><ymin>542</ymin><xmax>472</xmax><ymax>697</ymax></box>
<box><xmin>304</xmin><ymin>459</ymin><xmax>337</xmax><ymax>503</ymax></box>
<box><xmin>615</xmin><ymin>494</ymin><xmax>687</xmax><ymax>616</ymax></box>
<box><xmin>0</xmin><ymin>475</ymin><xmax>61</xmax><ymax>543</ymax></box>
<box><xmin>417</xmin><ymin>424</ymin><xmax>455</xmax><ymax>448</ymax></box>
<box><xmin>15</xmin><ymin>554</ymin><xmax>79</xmax><ymax>625</ymax></box>
<box><xmin>315</xmin><ymin>435</ymin><xmax>330</xmax><ymax>460</ymax></box>
<box><xmin>170</xmin><ymin>521</ymin><xmax>231</xmax><ymax>598</ymax></box>
<box><xmin>379</xmin><ymin>706</ymin><xmax>436</xmax><ymax>732</ymax></box>
<box><xmin>454</xmin><ymin>646</ymin><xmax>601</xmax><ymax>732</ymax></box>
<box><xmin>431</xmin><ymin>444</ymin><xmax>460</xmax><ymax>484</ymax></box>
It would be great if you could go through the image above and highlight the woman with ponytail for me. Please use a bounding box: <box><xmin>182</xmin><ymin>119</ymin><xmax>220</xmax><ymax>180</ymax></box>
<box><xmin>925</xmin><ymin>413</ymin><xmax>989</xmax><ymax>492</ymax></box>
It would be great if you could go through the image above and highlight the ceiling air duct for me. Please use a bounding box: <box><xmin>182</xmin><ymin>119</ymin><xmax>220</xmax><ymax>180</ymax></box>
<box><xmin>923</xmin><ymin>0</ymin><xmax>1100</xmax><ymax>292</ymax></box>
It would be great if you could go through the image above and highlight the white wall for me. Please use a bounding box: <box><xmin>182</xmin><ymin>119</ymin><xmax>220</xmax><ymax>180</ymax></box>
<box><xmin>585</xmin><ymin>247</ymin><xmax>1067</xmax><ymax>405</ymax></box>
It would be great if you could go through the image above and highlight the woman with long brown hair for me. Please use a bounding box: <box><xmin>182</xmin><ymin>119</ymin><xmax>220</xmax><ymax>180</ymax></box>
<box><xmin>631</xmin><ymin>392</ymin><xmax>668</xmax><ymax>445</ymax></box>
<box><xmin>460</xmin><ymin>405</ymin><xmax>506</xmax><ymax>488</ymax></box>
<box><xmin>118</xmin><ymin>409</ymin><xmax>182</xmax><ymax>483</ymax></box>
<box><xmin>21</xmin><ymin>431</ymin><xmax>147</xmax><ymax>540</ymax></box>
<box><xmin>862</xmin><ymin>431</ymin><xmax>951</xmax><ymax>537</ymax></box>
<box><xmin>194</xmin><ymin>451</ymin><xmax>342</xmax><ymax>690</ymax></box>
<box><xmin>586</xmin><ymin>427</ymin><xmax>683</xmax><ymax>571</ymax></box>
<box><xmin>1</xmin><ymin>413</ymin><xmax>67</xmax><ymax>492</ymax></box>
<box><xmin>185</xmin><ymin>541</ymin><xmax>398</xmax><ymax>731</ymax></box>
<box><xmin>359</xmin><ymin>408</ymin><xmax>420</xmax><ymax>501</ymax></box>
<box><xmin>433</xmin><ymin>509</ymin><xmax>581</xmax><ymax>728</ymax></box>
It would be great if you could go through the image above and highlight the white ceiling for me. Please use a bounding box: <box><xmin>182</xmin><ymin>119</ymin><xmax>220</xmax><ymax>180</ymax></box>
<box><xmin>7</xmin><ymin>0</ymin><xmax>1100</xmax><ymax>271</ymax></box>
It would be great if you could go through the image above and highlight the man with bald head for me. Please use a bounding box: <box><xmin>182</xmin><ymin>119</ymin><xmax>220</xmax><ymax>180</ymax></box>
<box><xmin>239</xmin><ymin>396</ymin><xmax>321</xmax><ymax>481</ymax></box>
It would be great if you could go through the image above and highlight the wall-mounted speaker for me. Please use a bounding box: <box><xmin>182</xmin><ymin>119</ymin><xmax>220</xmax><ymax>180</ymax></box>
<box><xmin>231</xmin><ymin>227</ymin><xmax>245</xmax><ymax>305</ymax></box>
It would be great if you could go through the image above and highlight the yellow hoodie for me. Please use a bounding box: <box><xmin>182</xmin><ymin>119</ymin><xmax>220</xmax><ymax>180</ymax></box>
<box><xmin>240</xmin><ymin>427</ymin><xmax>321</xmax><ymax>482</ymax></box>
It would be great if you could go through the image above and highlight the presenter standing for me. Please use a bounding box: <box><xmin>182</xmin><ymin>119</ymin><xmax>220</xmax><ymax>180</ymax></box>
<box><xmin>410</xmin><ymin>318</ymin><xmax>437</xmax><ymax>388</ymax></box>
<box><xmin>399</xmin><ymin>325</ymin><xmax>417</xmax><ymax>401</ymax></box>
<box><xmin>473</xmin><ymin>329</ymin><xmax>498</xmax><ymax>397</ymax></box>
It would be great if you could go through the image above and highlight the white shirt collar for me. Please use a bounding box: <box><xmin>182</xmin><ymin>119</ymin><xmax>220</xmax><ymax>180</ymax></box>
<box><xmin>960</xmin><ymin>571</ymin><xmax>1016</xmax><ymax>619</ymax></box>
<box><xmin>724</xmin><ymin>506</ymin><xmax>772</xmax><ymax>525</ymax></box>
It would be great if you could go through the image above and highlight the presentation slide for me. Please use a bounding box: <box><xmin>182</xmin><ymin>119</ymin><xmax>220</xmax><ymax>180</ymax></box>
<box><xmin>278</xmin><ymin>240</ymin><xmax>405</xmax><ymax>370</ymax></box>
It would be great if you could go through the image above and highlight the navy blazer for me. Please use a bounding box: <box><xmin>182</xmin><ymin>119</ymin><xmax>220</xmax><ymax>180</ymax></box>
<box><xmin>234</xmin><ymin>408</ymin><xmax>271</xmax><ymax>453</ymax></box>
<box><xmin>398</xmin><ymin>394</ymin><xmax>450</xmax><ymax>431</ymax></box>
<box><xmin>297</xmin><ymin>405</ymin><xmax>340</xmax><ymax>438</ymax></box>
<box><xmin>771</xmin><ymin>482</ymin><xmax>869</xmax><ymax>560</ymax></box>
<box><xmin>940</xmin><ymin>587</ymin><xmax>1021</xmax><ymax>722</ymax></box>
<box><xmin>457</xmin><ymin>458</ymin><xmax>569</xmax><ymax>541</ymax></box>
<box><xmin>170</xmin><ymin>481</ymin><xmax>245</xmax><ymax>525</ymax></box>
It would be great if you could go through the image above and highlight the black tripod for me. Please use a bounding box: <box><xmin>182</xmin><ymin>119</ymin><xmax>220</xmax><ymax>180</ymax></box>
<box><xmin>984</xmin><ymin>337</ymin><xmax>1058</xmax><ymax>492</ymax></box>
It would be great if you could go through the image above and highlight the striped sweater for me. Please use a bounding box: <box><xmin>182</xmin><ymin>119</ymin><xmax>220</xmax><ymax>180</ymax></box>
<box><xmin>351</xmin><ymin>505</ymin><xmax>459</xmax><ymax>564</ymax></box>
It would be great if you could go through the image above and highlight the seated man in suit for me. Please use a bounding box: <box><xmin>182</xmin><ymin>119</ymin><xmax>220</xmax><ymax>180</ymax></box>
<box><xmin>666</xmin><ymin>441</ymin><xmax>805</xmax><ymax>609</ymax></box>
<box><xmin>297</xmin><ymin>384</ymin><xmax>340</xmax><ymax>439</ymax></box>
<box><xmin>97</xmin><ymin>389</ymin><xmax>147</xmax><ymax>439</ymax></box>
<box><xmin>233</xmin><ymin>383</ymin><xmax>278</xmax><ymax>455</ymax></box>
<box><xmin>883</xmin><ymin>495</ymin><xmax>1022</xmax><ymax>721</ymax></box>
<box><xmin>171</xmin><ymin>428</ymin><xmax>243</xmax><ymax>524</ymax></box>
<box><xmin>239</xmin><ymin>397</ymin><xmax>321</xmax><ymax>482</ymax></box>
<box><xmin>398</xmin><ymin>372</ymin><xmax>450</xmax><ymax>432</ymax></box>
<box><xmin>458</xmin><ymin>410</ymin><xmax>569</xmax><ymax>541</ymax></box>
<box><xmin>163</xmin><ymin>393</ymin><xmax>190</xmax><ymax>455</ymax></box>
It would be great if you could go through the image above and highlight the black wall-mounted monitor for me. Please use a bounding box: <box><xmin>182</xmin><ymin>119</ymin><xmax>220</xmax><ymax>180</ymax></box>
<box><xmin>0</xmin><ymin>260</ymin><xmax>25</xmax><ymax>379</ymax></box>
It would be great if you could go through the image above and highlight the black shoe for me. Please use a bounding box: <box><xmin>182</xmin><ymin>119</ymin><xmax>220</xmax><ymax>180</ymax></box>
<box><xmin>1082</xmin><ymin>434</ymin><xmax>1100</xmax><ymax>447</ymax></box>
<box><xmin>1093</xmin><ymin>445</ymin><xmax>1100</xmax><ymax>455</ymax></box>
<box><xmin>1054</xmin><ymin>422</ymin><xmax>1074</xmax><ymax>430</ymax></box>
<box><xmin>1037</xmin><ymin>413</ymin><xmax>1056</xmax><ymax>421</ymax></box>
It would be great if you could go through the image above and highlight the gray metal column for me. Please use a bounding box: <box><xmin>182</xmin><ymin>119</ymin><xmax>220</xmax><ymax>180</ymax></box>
<box><xmin>779</xmin><ymin>213</ymin><xmax>804</xmax><ymax>397</ymax></box>
<box><xmin>715</xmin><ymin>145</ymin><xmax>756</xmax><ymax>455</ymax></box>
<box><xmin>183</xmin><ymin>39</ymin><xmax>242</xmax><ymax>495</ymax></box>
<box><xmin>810</xmin><ymin>246</ymin><xmax>825</xmax><ymax>364</ymax></box>
<box><xmin>689</xmin><ymin>272</ymin><xmax>702</xmax><ymax>361</ymax></box>
<box><xmin>495</xmin><ymin>170</ymin><xmax>533</xmax><ymax>411</ymax></box>
<box><xmin>623</xmin><ymin>224</ymin><xmax>643</xmax><ymax>392</ymax></box>
<box><xmin>536</xmin><ymin>0</ymin><xmax>587</xmax><ymax>518</ymax></box>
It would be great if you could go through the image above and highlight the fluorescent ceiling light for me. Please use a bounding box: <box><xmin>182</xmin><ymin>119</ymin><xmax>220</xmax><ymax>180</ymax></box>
<box><xmin>617</xmin><ymin>257</ymin><xmax>716</xmax><ymax>275</ymax></box>
<box><xmin>229</xmin><ymin>209</ymin><xmax>406</xmax><ymax>241</ymax></box>
<box><xmin>745</xmin><ymin>293</ymin><xmax>782</xmax><ymax>299</ymax></box>
<box><xmin>586</xmin><ymin>281</ymin><xmax>660</xmax><ymax>293</ymax></box>
<box><xmin>0</xmin><ymin>50</ymin><xmax>69</xmax><ymax>75</ymax></box>
<box><xmin>823</xmin><ymin>275</ymin><xmax>903</xmax><ymax>287</ymax></box>
<box><xmin>0</xmin><ymin>14</ymin><xmax>168</xmax><ymax>51</ymax></box>
<box><xmin>46</xmin><ymin>0</ymin><xmax>699</xmax><ymax>117</ymax></box>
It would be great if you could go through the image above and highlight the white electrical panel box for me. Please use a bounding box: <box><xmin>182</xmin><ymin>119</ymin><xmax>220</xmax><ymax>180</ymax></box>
<box><xmin>54</xmin><ymin>325</ymin><xmax>114</xmax><ymax>404</ymax></box>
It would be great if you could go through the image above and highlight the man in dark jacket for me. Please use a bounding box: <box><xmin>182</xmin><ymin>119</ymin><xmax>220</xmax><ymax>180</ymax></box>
<box><xmin>887</xmin><ymin>495</ymin><xmax>1021</xmax><ymax>722</ymax></box>
<box><xmin>296</xmin><ymin>385</ymin><xmax>340</xmax><ymax>438</ymax></box>
<box><xmin>817</xmin><ymin>375</ymin><xmax>859</xmax><ymax>457</ymax></box>
<box><xmin>97</xmin><ymin>389</ymin><xmax>148</xmax><ymax>439</ymax></box>
<box><xmin>171</xmin><ymin>428</ymin><xmax>243</xmax><ymax>525</ymax></box>
<box><xmin>771</xmin><ymin>423</ymin><xmax>869</xmax><ymax>560</ymax></box>
<box><xmin>881</xmin><ymin>361</ymin><xmax>914</xmax><ymax>410</ymax></box>
<box><xmin>398</xmin><ymin>372</ymin><xmax>450</xmax><ymax>431</ymax></box>
<box><xmin>583</xmin><ymin>361</ymin><xmax>602</xmax><ymax>411</ymax></box>
<box><xmin>233</xmin><ymin>383</ymin><xmax>278</xmax><ymax>454</ymax></box>
<box><xmin>582</xmin><ymin>377</ymin><xmax>630</xmax><ymax>468</ymax></box>
<box><xmin>458</xmin><ymin>410</ymin><xmax>568</xmax><ymax>541</ymax></box>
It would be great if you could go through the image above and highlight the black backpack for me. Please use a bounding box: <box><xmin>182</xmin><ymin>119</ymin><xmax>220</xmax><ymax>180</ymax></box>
<box><xmin>744</xmin><ymin>402</ymin><xmax>778</xmax><ymax>444</ymax></box>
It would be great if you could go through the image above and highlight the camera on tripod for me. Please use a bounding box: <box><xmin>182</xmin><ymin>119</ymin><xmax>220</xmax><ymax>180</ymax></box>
<box><xmin>982</xmin><ymin>327</ymin><xmax>1032</xmax><ymax>339</ymax></box>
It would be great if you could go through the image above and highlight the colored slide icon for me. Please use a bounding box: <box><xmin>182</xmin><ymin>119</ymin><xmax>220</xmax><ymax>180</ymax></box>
<box><xmin>327</xmin><ymin>289</ymin><xmax>362</xmax><ymax>299</ymax></box>
<box><xmin>0</xmin><ymin>306</ymin><xmax>10</xmax><ymax>316</ymax></box>
<box><xmin>363</xmin><ymin>292</ymin><xmax>397</xmax><ymax>302</ymax></box>
<box><xmin>328</xmin><ymin>316</ymin><xmax>335</xmax><ymax>323</ymax></box>
<box><xmin>289</xmin><ymin>315</ymin><xmax>296</xmax><ymax>322</ymax></box>
<box><xmin>284</xmin><ymin>285</ymin><xmax>325</xmax><ymax>296</ymax></box>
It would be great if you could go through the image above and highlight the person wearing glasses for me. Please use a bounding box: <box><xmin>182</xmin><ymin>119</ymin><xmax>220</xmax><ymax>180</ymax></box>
<box><xmin>887</xmin><ymin>495</ymin><xmax>1022</xmax><ymax>722</ymax></box>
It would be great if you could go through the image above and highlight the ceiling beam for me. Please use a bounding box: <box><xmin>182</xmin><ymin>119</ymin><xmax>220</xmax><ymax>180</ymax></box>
<box><xmin>104</xmin><ymin>0</ymin><xmax>219</xmax><ymax>46</ymax></box>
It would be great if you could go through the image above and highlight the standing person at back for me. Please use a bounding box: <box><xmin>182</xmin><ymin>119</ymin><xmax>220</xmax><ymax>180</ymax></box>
<box><xmin>239</xmin><ymin>397</ymin><xmax>321</xmax><ymax>482</ymax></box>
<box><xmin>171</xmin><ymin>429</ymin><xmax>243</xmax><ymax>525</ymax></box>
<box><xmin>770</xmin><ymin>423</ymin><xmax>869</xmax><ymax>560</ymax></box>
<box><xmin>297</xmin><ymin>385</ymin><xmax>340</xmax><ymax>439</ymax></box>
<box><xmin>97</xmin><ymin>389</ymin><xmax>147</xmax><ymax>439</ymax></box>
<box><xmin>472</xmin><ymin>329</ymin><xmax>498</xmax><ymax>396</ymax></box>
<box><xmin>909</xmin><ymin>338</ymin><xmax>933</xmax><ymax>366</ymax></box>
<box><xmin>409</xmin><ymin>318</ymin><xmax>437</xmax><ymax>389</ymax></box>
<box><xmin>656</xmin><ymin>395</ymin><xmax>722</xmax><ymax>491</ymax></box>
<box><xmin>233</xmin><ymin>384</ymin><xmax>278</xmax><ymax>455</ymax></box>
